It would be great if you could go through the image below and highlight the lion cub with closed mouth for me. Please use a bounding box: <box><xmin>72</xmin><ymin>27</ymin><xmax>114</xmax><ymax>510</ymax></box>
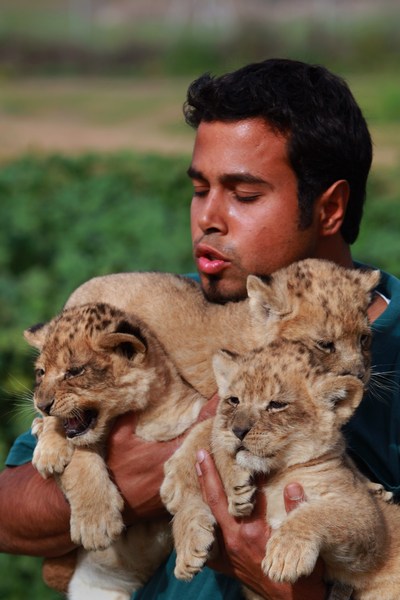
<box><xmin>161</xmin><ymin>342</ymin><xmax>400</xmax><ymax>600</ymax></box>
<box><xmin>64</xmin><ymin>259</ymin><xmax>380</xmax><ymax>397</ymax></box>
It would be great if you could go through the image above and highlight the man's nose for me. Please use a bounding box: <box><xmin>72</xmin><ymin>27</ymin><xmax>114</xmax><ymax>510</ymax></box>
<box><xmin>196</xmin><ymin>191</ymin><xmax>227</xmax><ymax>235</ymax></box>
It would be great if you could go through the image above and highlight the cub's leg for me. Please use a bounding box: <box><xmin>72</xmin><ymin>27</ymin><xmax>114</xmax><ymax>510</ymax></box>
<box><xmin>212</xmin><ymin>445</ymin><xmax>255</xmax><ymax>517</ymax></box>
<box><xmin>161</xmin><ymin>419</ymin><xmax>216</xmax><ymax>580</ymax></box>
<box><xmin>263</xmin><ymin>492</ymin><xmax>381</xmax><ymax>584</ymax></box>
<box><xmin>58</xmin><ymin>447</ymin><xmax>124</xmax><ymax>551</ymax></box>
<box><xmin>32</xmin><ymin>416</ymin><xmax>74</xmax><ymax>478</ymax></box>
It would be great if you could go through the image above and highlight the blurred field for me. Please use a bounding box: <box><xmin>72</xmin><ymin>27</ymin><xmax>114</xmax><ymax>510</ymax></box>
<box><xmin>0</xmin><ymin>71</ymin><xmax>399</xmax><ymax>169</ymax></box>
<box><xmin>0</xmin><ymin>77</ymin><xmax>194</xmax><ymax>158</ymax></box>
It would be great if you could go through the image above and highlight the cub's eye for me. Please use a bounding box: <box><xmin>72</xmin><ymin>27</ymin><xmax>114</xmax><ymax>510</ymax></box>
<box><xmin>316</xmin><ymin>340</ymin><xmax>336</xmax><ymax>354</ymax></box>
<box><xmin>35</xmin><ymin>368</ymin><xmax>45</xmax><ymax>384</ymax></box>
<box><xmin>360</xmin><ymin>333</ymin><xmax>371</xmax><ymax>350</ymax></box>
<box><xmin>227</xmin><ymin>396</ymin><xmax>240</xmax><ymax>407</ymax></box>
<box><xmin>266</xmin><ymin>401</ymin><xmax>288</xmax><ymax>412</ymax></box>
<box><xmin>65</xmin><ymin>366</ymin><xmax>85</xmax><ymax>380</ymax></box>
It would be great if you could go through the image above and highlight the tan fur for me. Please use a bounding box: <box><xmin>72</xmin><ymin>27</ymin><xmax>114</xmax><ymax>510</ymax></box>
<box><xmin>26</xmin><ymin>259</ymin><xmax>381</xmax><ymax>598</ymax></box>
<box><xmin>64</xmin><ymin>261</ymin><xmax>380</xmax><ymax>396</ymax></box>
<box><xmin>26</xmin><ymin>303</ymin><xmax>207</xmax><ymax>598</ymax></box>
<box><xmin>161</xmin><ymin>343</ymin><xmax>400</xmax><ymax>600</ymax></box>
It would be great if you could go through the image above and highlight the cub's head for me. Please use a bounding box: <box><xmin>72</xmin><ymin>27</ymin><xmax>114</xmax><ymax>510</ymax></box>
<box><xmin>247</xmin><ymin>259</ymin><xmax>380</xmax><ymax>384</ymax></box>
<box><xmin>25</xmin><ymin>303</ymin><xmax>158</xmax><ymax>445</ymax></box>
<box><xmin>212</xmin><ymin>342</ymin><xmax>364</xmax><ymax>474</ymax></box>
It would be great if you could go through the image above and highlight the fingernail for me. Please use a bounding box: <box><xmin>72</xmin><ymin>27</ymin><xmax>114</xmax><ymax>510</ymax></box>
<box><xmin>195</xmin><ymin>450</ymin><xmax>206</xmax><ymax>477</ymax></box>
<box><xmin>197</xmin><ymin>449</ymin><xmax>206</xmax><ymax>463</ymax></box>
<box><xmin>286</xmin><ymin>483</ymin><xmax>303</xmax><ymax>501</ymax></box>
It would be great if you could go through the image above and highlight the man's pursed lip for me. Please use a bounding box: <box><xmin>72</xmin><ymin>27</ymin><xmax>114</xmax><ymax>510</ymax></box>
<box><xmin>195</xmin><ymin>243</ymin><xmax>231</xmax><ymax>275</ymax></box>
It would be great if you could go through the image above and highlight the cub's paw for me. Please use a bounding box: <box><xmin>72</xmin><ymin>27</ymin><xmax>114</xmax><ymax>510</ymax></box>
<box><xmin>70</xmin><ymin>486</ymin><xmax>125</xmax><ymax>550</ymax></box>
<box><xmin>33</xmin><ymin>439</ymin><xmax>74</xmax><ymax>479</ymax></box>
<box><xmin>262</xmin><ymin>531</ymin><xmax>319</xmax><ymax>583</ymax></box>
<box><xmin>366</xmin><ymin>481</ymin><xmax>393</xmax><ymax>503</ymax></box>
<box><xmin>174</xmin><ymin>513</ymin><xmax>216</xmax><ymax>581</ymax></box>
<box><xmin>31</xmin><ymin>417</ymin><xmax>44</xmax><ymax>438</ymax></box>
<box><xmin>70</xmin><ymin>506</ymin><xmax>124</xmax><ymax>551</ymax></box>
<box><xmin>227</xmin><ymin>476</ymin><xmax>256</xmax><ymax>517</ymax></box>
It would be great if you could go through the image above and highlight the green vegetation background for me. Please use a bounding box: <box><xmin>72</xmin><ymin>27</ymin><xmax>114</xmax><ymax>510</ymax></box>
<box><xmin>0</xmin><ymin>5</ymin><xmax>399</xmax><ymax>599</ymax></box>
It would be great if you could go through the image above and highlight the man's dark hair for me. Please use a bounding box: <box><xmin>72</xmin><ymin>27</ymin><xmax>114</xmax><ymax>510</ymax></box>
<box><xmin>184</xmin><ymin>58</ymin><xmax>372</xmax><ymax>244</ymax></box>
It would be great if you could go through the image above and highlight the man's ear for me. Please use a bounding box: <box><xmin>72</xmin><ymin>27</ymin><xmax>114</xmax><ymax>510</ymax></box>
<box><xmin>24</xmin><ymin>322</ymin><xmax>50</xmax><ymax>350</ymax></box>
<box><xmin>316</xmin><ymin>179</ymin><xmax>349</xmax><ymax>237</ymax></box>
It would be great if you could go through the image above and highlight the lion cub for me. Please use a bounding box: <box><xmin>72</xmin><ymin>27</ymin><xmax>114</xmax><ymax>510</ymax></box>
<box><xmin>64</xmin><ymin>260</ymin><xmax>380</xmax><ymax>396</ymax></box>
<box><xmin>26</xmin><ymin>303</ymin><xmax>206</xmax><ymax>599</ymax></box>
<box><xmin>161</xmin><ymin>342</ymin><xmax>400</xmax><ymax>600</ymax></box>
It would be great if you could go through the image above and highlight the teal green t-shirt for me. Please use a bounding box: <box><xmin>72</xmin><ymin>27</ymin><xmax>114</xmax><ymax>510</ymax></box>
<box><xmin>5</xmin><ymin>267</ymin><xmax>400</xmax><ymax>600</ymax></box>
<box><xmin>133</xmin><ymin>551</ymin><xmax>243</xmax><ymax>600</ymax></box>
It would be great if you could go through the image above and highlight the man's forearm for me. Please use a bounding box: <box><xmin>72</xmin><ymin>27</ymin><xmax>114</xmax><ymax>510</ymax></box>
<box><xmin>0</xmin><ymin>463</ymin><xmax>75</xmax><ymax>556</ymax></box>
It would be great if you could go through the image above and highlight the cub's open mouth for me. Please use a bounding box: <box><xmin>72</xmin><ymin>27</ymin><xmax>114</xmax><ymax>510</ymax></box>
<box><xmin>63</xmin><ymin>409</ymin><xmax>98</xmax><ymax>438</ymax></box>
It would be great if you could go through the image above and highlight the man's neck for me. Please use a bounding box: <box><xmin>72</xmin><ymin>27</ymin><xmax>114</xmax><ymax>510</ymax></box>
<box><xmin>314</xmin><ymin>232</ymin><xmax>354</xmax><ymax>269</ymax></box>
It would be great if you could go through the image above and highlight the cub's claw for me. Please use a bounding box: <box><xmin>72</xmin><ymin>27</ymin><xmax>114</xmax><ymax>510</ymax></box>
<box><xmin>174</xmin><ymin>513</ymin><xmax>215</xmax><ymax>581</ymax></box>
<box><xmin>263</xmin><ymin>531</ymin><xmax>319</xmax><ymax>583</ymax></box>
<box><xmin>33</xmin><ymin>439</ymin><xmax>74</xmax><ymax>479</ymax></box>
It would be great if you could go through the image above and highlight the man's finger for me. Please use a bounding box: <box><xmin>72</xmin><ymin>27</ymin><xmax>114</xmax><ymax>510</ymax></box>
<box><xmin>198</xmin><ymin>393</ymin><xmax>219</xmax><ymax>421</ymax></box>
<box><xmin>196</xmin><ymin>449</ymin><xmax>229</xmax><ymax>518</ymax></box>
<box><xmin>284</xmin><ymin>482</ymin><xmax>305</xmax><ymax>513</ymax></box>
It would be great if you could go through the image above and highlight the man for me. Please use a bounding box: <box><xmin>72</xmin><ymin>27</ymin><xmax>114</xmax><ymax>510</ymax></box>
<box><xmin>1</xmin><ymin>59</ymin><xmax>400</xmax><ymax>599</ymax></box>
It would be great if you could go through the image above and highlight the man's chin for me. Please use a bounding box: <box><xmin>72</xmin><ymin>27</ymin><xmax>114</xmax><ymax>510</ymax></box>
<box><xmin>200</xmin><ymin>276</ymin><xmax>248</xmax><ymax>304</ymax></box>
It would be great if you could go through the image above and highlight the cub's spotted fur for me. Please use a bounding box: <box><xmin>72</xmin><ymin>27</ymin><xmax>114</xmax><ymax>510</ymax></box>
<box><xmin>161</xmin><ymin>342</ymin><xmax>400</xmax><ymax>600</ymax></box>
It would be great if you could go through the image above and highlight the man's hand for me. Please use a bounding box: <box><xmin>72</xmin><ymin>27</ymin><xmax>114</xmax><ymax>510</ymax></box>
<box><xmin>196</xmin><ymin>449</ymin><xmax>326</xmax><ymax>600</ymax></box>
<box><xmin>107</xmin><ymin>393</ymin><xmax>220</xmax><ymax>523</ymax></box>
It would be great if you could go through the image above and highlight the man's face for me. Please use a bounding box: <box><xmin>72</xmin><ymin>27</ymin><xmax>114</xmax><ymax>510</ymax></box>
<box><xmin>189</xmin><ymin>118</ymin><xmax>322</xmax><ymax>303</ymax></box>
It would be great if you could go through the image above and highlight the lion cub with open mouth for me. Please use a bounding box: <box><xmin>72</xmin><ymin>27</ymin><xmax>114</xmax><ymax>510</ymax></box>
<box><xmin>27</xmin><ymin>304</ymin><xmax>207</xmax><ymax>598</ymax></box>
<box><xmin>161</xmin><ymin>342</ymin><xmax>400</xmax><ymax>600</ymax></box>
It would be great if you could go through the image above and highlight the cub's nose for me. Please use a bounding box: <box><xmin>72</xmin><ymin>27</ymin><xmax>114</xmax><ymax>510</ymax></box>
<box><xmin>36</xmin><ymin>398</ymin><xmax>55</xmax><ymax>416</ymax></box>
<box><xmin>232</xmin><ymin>426</ymin><xmax>250</xmax><ymax>441</ymax></box>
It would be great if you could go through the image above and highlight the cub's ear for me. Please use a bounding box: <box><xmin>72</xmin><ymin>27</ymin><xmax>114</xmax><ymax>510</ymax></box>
<box><xmin>246</xmin><ymin>274</ymin><xmax>292</xmax><ymax>323</ymax></box>
<box><xmin>24</xmin><ymin>322</ymin><xmax>50</xmax><ymax>350</ymax></box>
<box><xmin>97</xmin><ymin>331</ymin><xmax>147</xmax><ymax>360</ymax></box>
<box><xmin>315</xmin><ymin>375</ymin><xmax>364</xmax><ymax>426</ymax></box>
<box><xmin>359</xmin><ymin>268</ymin><xmax>380</xmax><ymax>294</ymax></box>
<box><xmin>212</xmin><ymin>349</ymin><xmax>240</xmax><ymax>398</ymax></box>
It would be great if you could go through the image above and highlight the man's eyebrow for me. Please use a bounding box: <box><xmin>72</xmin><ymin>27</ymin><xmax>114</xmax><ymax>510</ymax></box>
<box><xmin>187</xmin><ymin>166</ymin><xmax>207</xmax><ymax>181</ymax></box>
<box><xmin>187</xmin><ymin>167</ymin><xmax>269</xmax><ymax>187</ymax></box>
<box><xmin>220</xmin><ymin>173</ymin><xmax>269</xmax><ymax>186</ymax></box>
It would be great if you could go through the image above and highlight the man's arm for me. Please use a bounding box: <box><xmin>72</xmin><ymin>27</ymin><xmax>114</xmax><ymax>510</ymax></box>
<box><xmin>196</xmin><ymin>449</ymin><xmax>327</xmax><ymax>600</ymax></box>
<box><xmin>0</xmin><ymin>395</ymin><xmax>220</xmax><ymax>557</ymax></box>
<box><xmin>0</xmin><ymin>462</ymin><xmax>73</xmax><ymax>556</ymax></box>
<box><xmin>0</xmin><ymin>429</ymin><xmax>179</xmax><ymax>557</ymax></box>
